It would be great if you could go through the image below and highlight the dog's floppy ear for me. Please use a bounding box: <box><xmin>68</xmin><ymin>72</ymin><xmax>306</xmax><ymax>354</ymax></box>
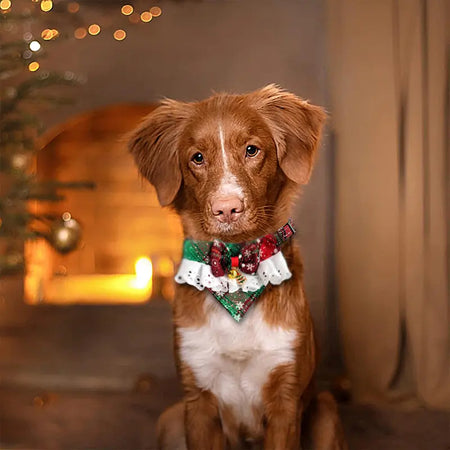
<box><xmin>250</xmin><ymin>84</ymin><xmax>326</xmax><ymax>184</ymax></box>
<box><xmin>128</xmin><ymin>100</ymin><xmax>191</xmax><ymax>206</ymax></box>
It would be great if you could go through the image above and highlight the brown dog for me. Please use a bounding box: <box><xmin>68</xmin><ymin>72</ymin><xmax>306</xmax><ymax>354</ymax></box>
<box><xmin>128</xmin><ymin>85</ymin><xmax>347</xmax><ymax>450</ymax></box>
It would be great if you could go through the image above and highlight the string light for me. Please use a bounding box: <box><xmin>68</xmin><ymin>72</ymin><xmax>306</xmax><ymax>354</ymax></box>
<box><xmin>28</xmin><ymin>62</ymin><xmax>40</xmax><ymax>72</ymax></box>
<box><xmin>41</xmin><ymin>29</ymin><xmax>53</xmax><ymax>40</ymax></box>
<box><xmin>18</xmin><ymin>2</ymin><xmax>163</xmax><ymax>50</ymax></box>
<box><xmin>0</xmin><ymin>0</ymin><xmax>11</xmax><ymax>10</ymax></box>
<box><xmin>29</xmin><ymin>40</ymin><xmax>41</xmax><ymax>51</ymax></box>
<box><xmin>140</xmin><ymin>11</ymin><xmax>152</xmax><ymax>22</ymax></box>
<box><xmin>88</xmin><ymin>24</ymin><xmax>101</xmax><ymax>36</ymax></box>
<box><xmin>41</xmin><ymin>29</ymin><xmax>59</xmax><ymax>40</ymax></box>
<box><xmin>74</xmin><ymin>27</ymin><xmax>87</xmax><ymax>39</ymax></box>
<box><xmin>121</xmin><ymin>4</ymin><xmax>133</xmax><ymax>15</ymax></box>
<box><xmin>40</xmin><ymin>0</ymin><xmax>53</xmax><ymax>12</ymax></box>
<box><xmin>149</xmin><ymin>6</ymin><xmax>162</xmax><ymax>17</ymax></box>
<box><xmin>113</xmin><ymin>29</ymin><xmax>126</xmax><ymax>41</ymax></box>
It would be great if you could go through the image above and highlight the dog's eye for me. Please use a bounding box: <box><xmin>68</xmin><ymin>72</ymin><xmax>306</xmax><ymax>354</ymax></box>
<box><xmin>245</xmin><ymin>145</ymin><xmax>260</xmax><ymax>158</ymax></box>
<box><xmin>191</xmin><ymin>152</ymin><xmax>204</xmax><ymax>165</ymax></box>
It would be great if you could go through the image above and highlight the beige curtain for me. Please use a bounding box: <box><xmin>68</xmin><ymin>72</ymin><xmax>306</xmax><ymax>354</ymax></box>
<box><xmin>327</xmin><ymin>0</ymin><xmax>450</xmax><ymax>409</ymax></box>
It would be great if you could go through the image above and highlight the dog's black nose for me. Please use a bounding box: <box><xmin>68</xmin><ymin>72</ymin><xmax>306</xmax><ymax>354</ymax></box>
<box><xmin>211</xmin><ymin>196</ymin><xmax>244</xmax><ymax>223</ymax></box>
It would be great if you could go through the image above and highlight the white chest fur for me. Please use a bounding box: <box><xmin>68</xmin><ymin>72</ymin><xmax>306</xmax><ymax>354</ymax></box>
<box><xmin>178</xmin><ymin>294</ymin><xmax>298</xmax><ymax>436</ymax></box>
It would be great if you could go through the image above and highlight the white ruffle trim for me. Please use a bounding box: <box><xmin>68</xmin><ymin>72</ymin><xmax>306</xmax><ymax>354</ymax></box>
<box><xmin>174</xmin><ymin>251</ymin><xmax>292</xmax><ymax>294</ymax></box>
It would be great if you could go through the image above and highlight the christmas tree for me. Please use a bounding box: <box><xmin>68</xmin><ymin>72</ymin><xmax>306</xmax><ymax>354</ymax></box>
<box><xmin>0</xmin><ymin>1</ymin><xmax>94</xmax><ymax>275</ymax></box>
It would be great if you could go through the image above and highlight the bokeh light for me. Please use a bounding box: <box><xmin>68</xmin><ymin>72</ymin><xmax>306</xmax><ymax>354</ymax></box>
<box><xmin>140</xmin><ymin>11</ymin><xmax>152</xmax><ymax>22</ymax></box>
<box><xmin>74</xmin><ymin>27</ymin><xmax>87</xmax><ymax>39</ymax></box>
<box><xmin>28</xmin><ymin>62</ymin><xmax>40</xmax><ymax>72</ymax></box>
<box><xmin>121</xmin><ymin>4</ymin><xmax>133</xmax><ymax>15</ymax></box>
<box><xmin>29</xmin><ymin>40</ymin><xmax>41</xmax><ymax>51</ymax></box>
<box><xmin>0</xmin><ymin>0</ymin><xmax>11</xmax><ymax>11</ymax></box>
<box><xmin>41</xmin><ymin>29</ymin><xmax>59</xmax><ymax>40</ymax></box>
<box><xmin>67</xmin><ymin>2</ymin><xmax>79</xmax><ymax>13</ymax></box>
<box><xmin>41</xmin><ymin>29</ymin><xmax>53</xmax><ymax>40</ymax></box>
<box><xmin>40</xmin><ymin>0</ymin><xmax>53</xmax><ymax>12</ymax></box>
<box><xmin>88</xmin><ymin>24</ymin><xmax>101</xmax><ymax>36</ymax></box>
<box><xmin>149</xmin><ymin>6</ymin><xmax>162</xmax><ymax>17</ymax></box>
<box><xmin>113</xmin><ymin>29</ymin><xmax>126</xmax><ymax>41</ymax></box>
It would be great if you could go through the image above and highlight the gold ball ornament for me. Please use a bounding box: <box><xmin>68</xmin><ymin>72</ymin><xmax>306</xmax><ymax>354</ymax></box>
<box><xmin>49</xmin><ymin>214</ymin><xmax>82</xmax><ymax>254</ymax></box>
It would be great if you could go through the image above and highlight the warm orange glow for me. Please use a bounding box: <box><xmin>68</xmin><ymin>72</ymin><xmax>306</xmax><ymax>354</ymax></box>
<box><xmin>121</xmin><ymin>4</ymin><xmax>133</xmax><ymax>15</ymax></box>
<box><xmin>41</xmin><ymin>275</ymin><xmax>152</xmax><ymax>304</ymax></box>
<box><xmin>113</xmin><ymin>29</ymin><xmax>126</xmax><ymax>41</ymax></box>
<box><xmin>74</xmin><ymin>27</ymin><xmax>87</xmax><ymax>39</ymax></box>
<box><xmin>67</xmin><ymin>1</ymin><xmax>79</xmax><ymax>13</ymax></box>
<box><xmin>0</xmin><ymin>0</ymin><xmax>11</xmax><ymax>10</ymax></box>
<box><xmin>40</xmin><ymin>0</ymin><xmax>53</xmax><ymax>12</ymax></box>
<box><xmin>157</xmin><ymin>256</ymin><xmax>174</xmax><ymax>277</ymax></box>
<box><xmin>134</xmin><ymin>256</ymin><xmax>153</xmax><ymax>289</ymax></box>
<box><xmin>88</xmin><ymin>24</ymin><xmax>101</xmax><ymax>36</ymax></box>
<box><xmin>41</xmin><ymin>29</ymin><xmax>53</xmax><ymax>40</ymax></box>
<box><xmin>140</xmin><ymin>11</ymin><xmax>152</xmax><ymax>22</ymax></box>
<box><xmin>28</xmin><ymin>61</ymin><xmax>40</xmax><ymax>72</ymax></box>
<box><xmin>149</xmin><ymin>6</ymin><xmax>162</xmax><ymax>17</ymax></box>
<box><xmin>42</xmin><ymin>29</ymin><xmax>59</xmax><ymax>40</ymax></box>
<box><xmin>25</xmin><ymin>252</ymin><xmax>153</xmax><ymax>304</ymax></box>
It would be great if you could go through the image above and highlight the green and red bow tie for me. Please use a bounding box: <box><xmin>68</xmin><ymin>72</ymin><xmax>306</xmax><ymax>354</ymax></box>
<box><xmin>208</xmin><ymin>220</ymin><xmax>295</xmax><ymax>279</ymax></box>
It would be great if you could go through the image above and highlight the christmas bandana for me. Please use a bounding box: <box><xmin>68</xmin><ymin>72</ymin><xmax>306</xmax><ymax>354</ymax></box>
<box><xmin>175</xmin><ymin>221</ymin><xmax>296</xmax><ymax>322</ymax></box>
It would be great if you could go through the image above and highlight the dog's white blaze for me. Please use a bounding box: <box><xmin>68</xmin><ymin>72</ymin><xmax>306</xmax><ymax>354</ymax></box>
<box><xmin>217</xmin><ymin>123</ymin><xmax>244</xmax><ymax>197</ymax></box>
<box><xmin>178</xmin><ymin>295</ymin><xmax>297</xmax><ymax>436</ymax></box>
<box><xmin>218</xmin><ymin>123</ymin><xmax>228</xmax><ymax>170</ymax></box>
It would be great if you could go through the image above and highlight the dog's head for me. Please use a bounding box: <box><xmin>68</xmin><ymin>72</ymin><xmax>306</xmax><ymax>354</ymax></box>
<box><xmin>128</xmin><ymin>85</ymin><xmax>326</xmax><ymax>242</ymax></box>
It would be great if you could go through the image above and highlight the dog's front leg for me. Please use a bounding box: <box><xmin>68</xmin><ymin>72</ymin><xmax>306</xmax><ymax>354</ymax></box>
<box><xmin>263</xmin><ymin>363</ymin><xmax>304</xmax><ymax>450</ymax></box>
<box><xmin>184</xmin><ymin>389</ymin><xmax>224</xmax><ymax>450</ymax></box>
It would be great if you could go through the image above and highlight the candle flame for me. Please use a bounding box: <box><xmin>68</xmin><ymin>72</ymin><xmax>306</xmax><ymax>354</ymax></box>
<box><xmin>134</xmin><ymin>256</ymin><xmax>152</xmax><ymax>289</ymax></box>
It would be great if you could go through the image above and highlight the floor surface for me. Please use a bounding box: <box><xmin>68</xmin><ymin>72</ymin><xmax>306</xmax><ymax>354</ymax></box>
<box><xmin>1</xmin><ymin>380</ymin><xmax>449</xmax><ymax>450</ymax></box>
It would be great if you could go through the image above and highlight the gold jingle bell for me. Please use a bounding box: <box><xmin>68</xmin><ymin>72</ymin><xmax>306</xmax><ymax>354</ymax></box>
<box><xmin>228</xmin><ymin>269</ymin><xmax>239</xmax><ymax>279</ymax></box>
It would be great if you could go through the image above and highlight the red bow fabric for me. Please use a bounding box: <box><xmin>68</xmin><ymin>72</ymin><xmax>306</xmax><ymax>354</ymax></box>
<box><xmin>209</xmin><ymin>235</ymin><xmax>279</xmax><ymax>278</ymax></box>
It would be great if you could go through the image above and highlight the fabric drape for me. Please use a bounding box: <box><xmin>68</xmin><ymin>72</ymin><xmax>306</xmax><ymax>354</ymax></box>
<box><xmin>327</xmin><ymin>0</ymin><xmax>449</xmax><ymax>409</ymax></box>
